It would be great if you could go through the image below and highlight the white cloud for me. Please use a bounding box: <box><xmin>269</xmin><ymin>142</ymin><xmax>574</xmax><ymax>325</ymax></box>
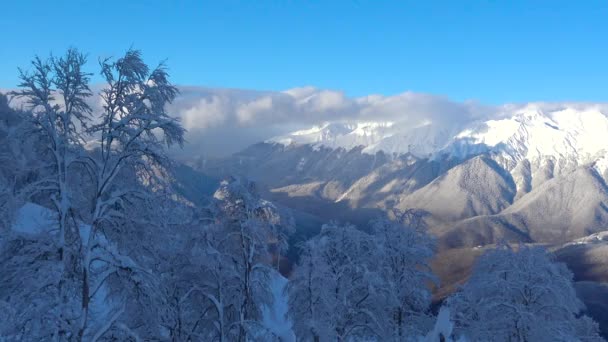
<box><xmin>0</xmin><ymin>85</ymin><xmax>504</xmax><ymax>157</ymax></box>
<box><xmin>181</xmin><ymin>96</ymin><xmax>230</xmax><ymax>130</ymax></box>
<box><xmin>166</xmin><ymin>86</ymin><xmax>499</xmax><ymax>157</ymax></box>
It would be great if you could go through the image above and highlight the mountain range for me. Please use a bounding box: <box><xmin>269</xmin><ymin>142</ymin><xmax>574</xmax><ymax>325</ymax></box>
<box><xmin>190</xmin><ymin>104</ymin><xmax>608</xmax><ymax>249</ymax></box>
<box><xmin>181</xmin><ymin>103</ymin><xmax>608</xmax><ymax>336</ymax></box>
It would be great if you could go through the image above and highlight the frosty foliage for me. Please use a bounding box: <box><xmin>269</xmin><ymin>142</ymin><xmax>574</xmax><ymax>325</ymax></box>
<box><xmin>287</xmin><ymin>212</ymin><xmax>437</xmax><ymax>341</ymax></box>
<box><xmin>140</xmin><ymin>177</ymin><xmax>294</xmax><ymax>342</ymax></box>
<box><xmin>370</xmin><ymin>210</ymin><xmax>437</xmax><ymax>340</ymax></box>
<box><xmin>447</xmin><ymin>245</ymin><xmax>603</xmax><ymax>341</ymax></box>
<box><xmin>4</xmin><ymin>50</ymin><xmax>96</xmax><ymax>340</ymax></box>
<box><xmin>209</xmin><ymin>177</ymin><xmax>289</xmax><ymax>341</ymax></box>
<box><xmin>0</xmin><ymin>232</ymin><xmax>78</xmax><ymax>340</ymax></box>
<box><xmin>0</xmin><ymin>48</ymin><xmax>190</xmax><ymax>341</ymax></box>
<box><xmin>10</xmin><ymin>49</ymin><xmax>92</xmax><ymax>262</ymax></box>
<box><xmin>288</xmin><ymin>222</ymin><xmax>380</xmax><ymax>341</ymax></box>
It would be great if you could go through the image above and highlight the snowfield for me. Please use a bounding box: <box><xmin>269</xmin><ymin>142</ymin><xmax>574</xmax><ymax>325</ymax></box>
<box><xmin>262</xmin><ymin>272</ymin><xmax>295</xmax><ymax>341</ymax></box>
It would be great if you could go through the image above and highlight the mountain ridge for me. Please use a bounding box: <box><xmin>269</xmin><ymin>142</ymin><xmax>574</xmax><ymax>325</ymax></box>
<box><xmin>191</xmin><ymin>104</ymin><xmax>608</xmax><ymax>249</ymax></box>
<box><xmin>269</xmin><ymin>104</ymin><xmax>608</xmax><ymax>173</ymax></box>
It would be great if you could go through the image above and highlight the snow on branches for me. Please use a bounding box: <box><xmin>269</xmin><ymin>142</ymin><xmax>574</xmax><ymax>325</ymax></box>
<box><xmin>447</xmin><ymin>245</ymin><xmax>603</xmax><ymax>341</ymax></box>
<box><xmin>288</xmin><ymin>213</ymin><xmax>437</xmax><ymax>342</ymax></box>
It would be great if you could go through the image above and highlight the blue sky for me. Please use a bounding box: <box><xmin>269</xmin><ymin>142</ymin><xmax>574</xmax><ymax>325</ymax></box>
<box><xmin>2</xmin><ymin>0</ymin><xmax>607</xmax><ymax>103</ymax></box>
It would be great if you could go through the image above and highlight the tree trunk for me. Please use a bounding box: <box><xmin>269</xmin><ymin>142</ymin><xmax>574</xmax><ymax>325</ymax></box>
<box><xmin>77</xmin><ymin>265</ymin><xmax>90</xmax><ymax>341</ymax></box>
<box><xmin>78</xmin><ymin>216</ymin><xmax>96</xmax><ymax>341</ymax></box>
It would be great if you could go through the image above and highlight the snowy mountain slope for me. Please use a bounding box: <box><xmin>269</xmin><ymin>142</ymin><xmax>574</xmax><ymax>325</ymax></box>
<box><xmin>442</xmin><ymin>105</ymin><xmax>608</xmax><ymax>165</ymax></box>
<box><xmin>268</xmin><ymin>105</ymin><xmax>608</xmax><ymax>198</ymax></box>
<box><xmin>501</xmin><ymin>166</ymin><xmax>608</xmax><ymax>242</ymax></box>
<box><xmin>393</xmin><ymin>155</ymin><xmax>517</xmax><ymax>221</ymax></box>
<box><xmin>196</xmin><ymin>142</ymin><xmax>394</xmax><ymax>202</ymax></box>
<box><xmin>262</xmin><ymin>104</ymin><xmax>608</xmax><ymax>206</ymax></box>
<box><xmin>439</xmin><ymin>167</ymin><xmax>608</xmax><ymax>248</ymax></box>
<box><xmin>333</xmin><ymin>156</ymin><xmax>441</xmax><ymax>208</ymax></box>
<box><xmin>271</xmin><ymin>120</ymin><xmax>462</xmax><ymax>157</ymax></box>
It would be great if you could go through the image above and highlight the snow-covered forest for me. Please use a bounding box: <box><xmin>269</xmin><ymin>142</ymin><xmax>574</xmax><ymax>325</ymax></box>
<box><xmin>0</xmin><ymin>49</ymin><xmax>604</xmax><ymax>341</ymax></box>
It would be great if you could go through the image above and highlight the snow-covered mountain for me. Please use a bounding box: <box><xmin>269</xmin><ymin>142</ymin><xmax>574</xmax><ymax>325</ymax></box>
<box><xmin>270</xmin><ymin>120</ymin><xmax>461</xmax><ymax>157</ymax></box>
<box><xmin>196</xmin><ymin>103</ymin><xmax>608</xmax><ymax>248</ymax></box>
<box><xmin>270</xmin><ymin>103</ymin><xmax>608</xmax><ymax>172</ymax></box>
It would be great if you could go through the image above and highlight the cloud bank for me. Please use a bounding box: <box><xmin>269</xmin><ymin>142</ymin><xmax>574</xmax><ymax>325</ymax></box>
<box><xmin>9</xmin><ymin>85</ymin><xmax>601</xmax><ymax>158</ymax></box>
<box><xmin>168</xmin><ymin>86</ymin><xmax>498</xmax><ymax>157</ymax></box>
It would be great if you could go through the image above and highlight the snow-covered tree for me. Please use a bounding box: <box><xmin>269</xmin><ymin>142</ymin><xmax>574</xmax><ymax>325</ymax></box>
<box><xmin>370</xmin><ymin>211</ymin><xmax>436</xmax><ymax>340</ymax></box>
<box><xmin>70</xmin><ymin>49</ymin><xmax>185</xmax><ymax>340</ymax></box>
<box><xmin>157</xmin><ymin>183</ymin><xmax>292</xmax><ymax>341</ymax></box>
<box><xmin>152</xmin><ymin>200</ymin><xmax>237</xmax><ymax>341</ymax></box>
<box><xmin>11</xmin><ymin>49</ymin><xmax>92</xmax><ymax>267</ymax></box>
<box><xmin>447</xmin><ymin>244</ymin><xmax>603</xmax><ymax>341</ymax></box>
<box><xmin>0</xmin><ymin>231</ymin><xmax>73</xmax><ymax>340</ymax></box>
<box><xmin>209</xmin><ymin>177</ymin><xmax>282</xmax><ymax>341</ymax></box>
<box><xmin>0</xmin><ymin>93</ymin><xmax>46</xmax><ymax>221</ymax></box>
<box><xmin>2</xmin><ymin>50</ymin><xmax>94</xmax><ymax>340</ymax></box>
<box><xmin>286</xmin><ymin>237</ymin><xmax>333</xmax><ymax>341</ymax></box>
<box><xmin>3</xmin><ymin>48</ymin><xmax>187</xmax><ymax>340</ymax></box>
<box><xmin>0</xmin><ymin>93</ymin><xmax>18</xmax><ymax>230</ymax></box>
<box><xmin>288</xmin><ymin>222</ymin><xmax>382</xmax><ymax>341</ymax></box>
<box><xmin>269</xmin><ymin>205</ymin><xmax>295</xmax><ymax>271</ymax></box>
